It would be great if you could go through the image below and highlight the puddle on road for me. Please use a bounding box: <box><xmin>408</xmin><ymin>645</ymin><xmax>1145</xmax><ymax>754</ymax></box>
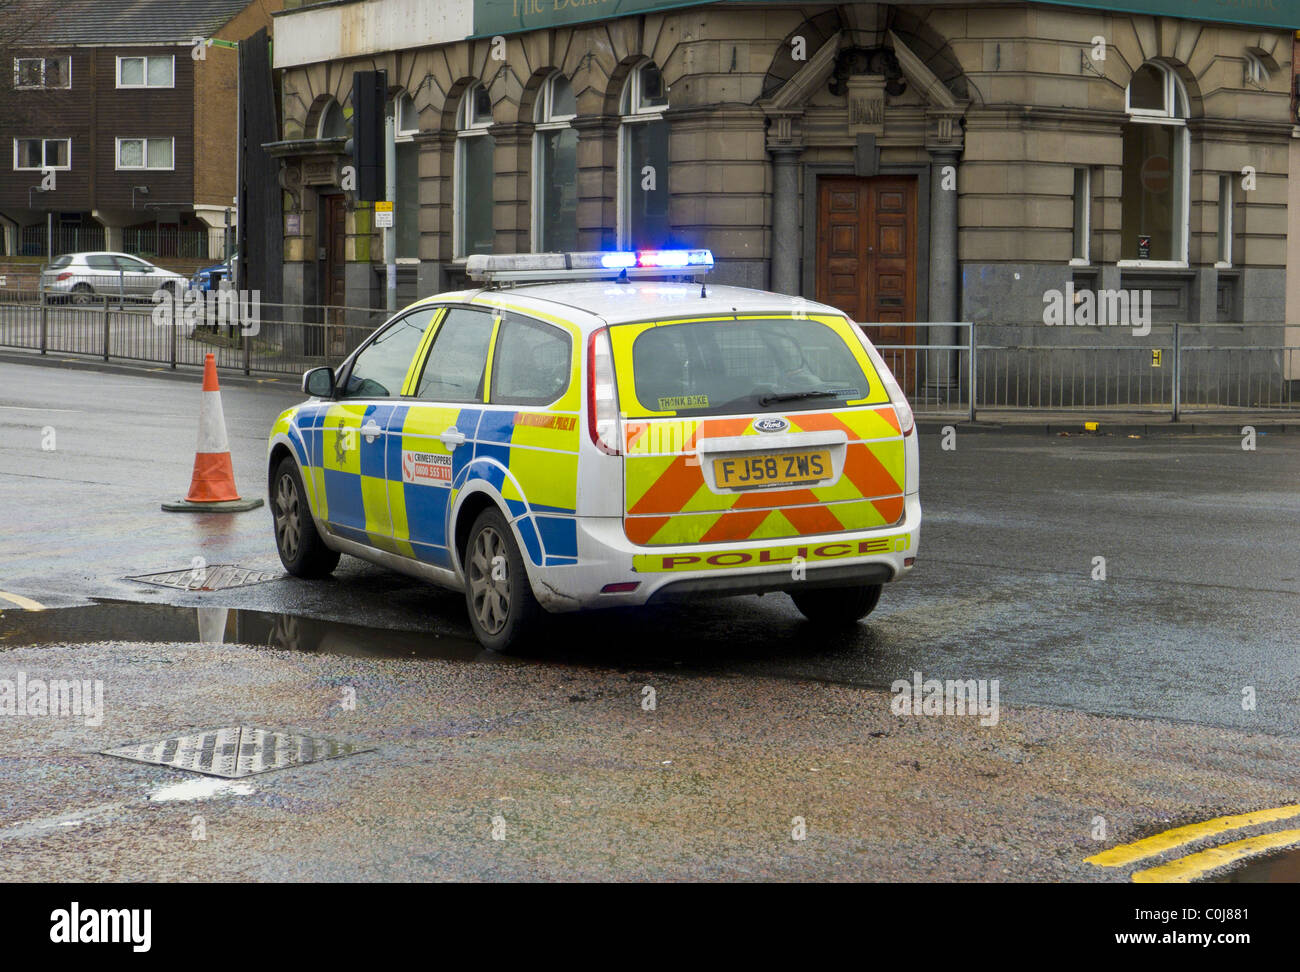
<box><xmin>0</xmin><ymin>599</ymin><xmax>494</xmax><ymax>661</ymax></box>
<box><xmin>148</xmin><ymin>778</ymin><xmax>256</xmax><ymax>803</ymax></box>
<box><xmin>1212</xmin><ymin>847</ymin><xmax>1300</xmax><ymax>883</ymax></box>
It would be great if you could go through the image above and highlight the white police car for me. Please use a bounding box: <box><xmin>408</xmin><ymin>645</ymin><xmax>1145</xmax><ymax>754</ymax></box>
<box><xmin>268</xmin><ymin>250</ymin><xmax>920</xmax><ymax>650</ymax></box>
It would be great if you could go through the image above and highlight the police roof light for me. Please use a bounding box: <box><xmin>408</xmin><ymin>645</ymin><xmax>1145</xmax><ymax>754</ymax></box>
<box><xmin>467</xmin><ymin>250</ymin><xmax>714</xmax><ymax>283</ymax></box>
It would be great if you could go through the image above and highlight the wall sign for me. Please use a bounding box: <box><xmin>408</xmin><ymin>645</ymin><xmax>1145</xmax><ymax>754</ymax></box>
<box><xmin>473</xmin><ymin>0</ymin><xmax>1300</xmax><ymax>38</ymax></box>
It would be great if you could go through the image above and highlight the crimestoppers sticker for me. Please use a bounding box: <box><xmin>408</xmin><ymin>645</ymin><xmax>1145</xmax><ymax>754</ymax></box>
<box><xmin>402</xmin><ymin>450</ymin><xmax>452</xmax><ymax>485</ymax></box>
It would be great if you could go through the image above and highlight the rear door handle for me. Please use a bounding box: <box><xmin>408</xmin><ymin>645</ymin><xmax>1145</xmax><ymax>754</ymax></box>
<box><xmin>439</xmin><ymin>427</ymin><xmax>466</xmax><ymax>448</ymax></box>
<box><xmin>361</xmin><ymin>419</ymin><xmax>383</xmax><ymax>443</ymax></box>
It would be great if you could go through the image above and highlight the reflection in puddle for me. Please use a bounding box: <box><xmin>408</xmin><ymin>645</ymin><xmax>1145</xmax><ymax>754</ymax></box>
<box><xmin>1213</xmin><ymin>847</ymin><xmax>1300</xmax><ymax>883</ymax></box>
<box><xmin>0</xmin><ymin>600</ymin><xmax>498</xmax><ymax>662</ymax></box>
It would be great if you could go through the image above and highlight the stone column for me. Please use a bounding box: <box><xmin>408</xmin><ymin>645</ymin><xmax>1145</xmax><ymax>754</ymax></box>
<box><xmin>414</xmin><ymin>131</ymin><xmax>450</xmax><ymax>294</ymax></box>
<box><xmin>570</xmin><ymin>115</ymin><xmax>619</xmax><ymax>252</ymax></box>
<box><xmin>770</xmin><ymin>146</ymin><xmax>801</xmax><ymax>295</ymax></box>
<box><xmin>927</xmin><ymin>147</ymin><xmax>960</xmax><ymax>398</ymax></box>
<box><xmin>487</xmin><ymin>122</ymin><xmax>532</xmax><ymax>254</ymax></box>
<box><xmin>1190</xmin><ymin>266</ymin><xmax>1218</xmax><ymax>323</ymax></box>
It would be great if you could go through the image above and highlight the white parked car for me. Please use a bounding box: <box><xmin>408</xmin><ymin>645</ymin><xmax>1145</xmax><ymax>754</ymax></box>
<box><xmin>41</xmin><ymin>252</ymin><xmax>187</xmax><ymax>304</ymax></box>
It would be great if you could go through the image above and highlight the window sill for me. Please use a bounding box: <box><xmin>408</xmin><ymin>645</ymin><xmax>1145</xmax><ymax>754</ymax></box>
<box><xmin>1116</xmin><ymin>260</ymin><xmax>1189</xmax><ymax>270</ymax></box>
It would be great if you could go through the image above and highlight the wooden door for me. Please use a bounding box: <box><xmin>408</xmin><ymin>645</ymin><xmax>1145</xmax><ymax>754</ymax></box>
<box><xmin>320</xmin><ymin>193</ymin><xmax>347</xmax><ymax>358</ymax></box>
<box><xmin>815</xmin><ymin>176</ymin><xmax>918</xmax><ymax>391</ymax></box>
<box><xmin>323</xmin><ymin>194</ymin><xmax>347</xmax><ymax>310</ymax></box>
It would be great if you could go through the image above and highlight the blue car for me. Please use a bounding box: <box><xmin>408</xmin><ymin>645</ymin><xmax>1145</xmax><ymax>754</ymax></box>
<box><xmin>190</xmin><ymin>255</ymin><xmax>238</xmax><ymax>292</ymax></box>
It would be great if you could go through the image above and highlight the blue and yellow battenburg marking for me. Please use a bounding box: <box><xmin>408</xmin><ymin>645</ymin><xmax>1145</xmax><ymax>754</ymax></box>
<box><xmin>291</xmin><ymin>403</ymin><xmax>581</xmax><ymax>569</ymax></box>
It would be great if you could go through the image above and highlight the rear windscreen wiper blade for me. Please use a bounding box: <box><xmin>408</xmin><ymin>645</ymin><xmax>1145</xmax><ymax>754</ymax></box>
<box><xmin>758</xmin><ymin>389</ymin><xmax>843</xmax><ymax>405</ymax></box>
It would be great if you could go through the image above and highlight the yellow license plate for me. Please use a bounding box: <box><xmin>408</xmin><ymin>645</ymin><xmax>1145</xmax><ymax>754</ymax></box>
<box><xmin>714</xmin><ymin>450</ymin><xmax>832</xmax><ymax>489</ymax></box>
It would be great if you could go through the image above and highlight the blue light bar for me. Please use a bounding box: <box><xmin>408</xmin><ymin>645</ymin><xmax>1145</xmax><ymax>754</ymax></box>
<box><xmin>599</xmin><ymin>249</ymin><xmax>714</xmax><ymax>270</ymax></box>
<box><xmin>467</xmin><ymin>250</ymin><xmax>714</xmax><ymax>283</ymax></box>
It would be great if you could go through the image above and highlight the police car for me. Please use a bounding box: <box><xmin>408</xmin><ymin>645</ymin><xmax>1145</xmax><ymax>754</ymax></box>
<box><xmin>267</xmin><ymin>249</ymin><xmax>920</xmax><ymax>651</ymax></box>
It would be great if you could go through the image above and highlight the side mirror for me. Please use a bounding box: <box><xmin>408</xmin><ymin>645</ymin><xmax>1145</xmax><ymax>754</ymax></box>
<box><xmin>303</xmin><ymin>367</ymin><xmax>335</xmax><ymax>398</ymax></box>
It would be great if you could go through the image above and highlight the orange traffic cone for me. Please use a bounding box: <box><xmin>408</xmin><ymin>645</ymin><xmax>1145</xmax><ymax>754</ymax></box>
<box><xmin>162</xmin><ymin>353</ymin><xmax>264</xmax><ymax>512</ymax></box>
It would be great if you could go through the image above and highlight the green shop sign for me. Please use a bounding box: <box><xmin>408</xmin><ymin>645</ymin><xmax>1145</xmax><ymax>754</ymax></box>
<box><xmin>473</xmin><ymin>0</ymin><xmax>707</xmax><ymax>37</ymax></box>
<box><xmin>1036</xmin><ymin>1</ymin><xmax>1300</xmax><ymax>30</ymax></box>
<box><xmin>473</xmin><ymin>0</ymin><xmax>1300</xmax><ymax>37</ymax></box>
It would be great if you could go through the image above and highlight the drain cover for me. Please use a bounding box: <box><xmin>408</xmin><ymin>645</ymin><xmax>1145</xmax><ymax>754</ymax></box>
<box><xmin>103</xmin><ymin>727</ymin><xmax>371</xmax><ymax>778</ymax></box>
<box><xmin>127</xmin><ymin>565</ymin><xmax>282</xmax><ymax>591</ymax></box>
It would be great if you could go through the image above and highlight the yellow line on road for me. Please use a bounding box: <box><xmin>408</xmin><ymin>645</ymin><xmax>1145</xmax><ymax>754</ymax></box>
<box><xmin>1085</xmin><ymin>804</ymin><xmax>1300</xmax><ymax>868</ymax></box>
<box><xmin>1132</xmin><ymin>829</ymin><xmax>1300</xmax><ymax>883</ymax></box>
<box><xmin>0</xmin><ymin>590</ymin><xmax>46</xmax><ymax>611</ymax></box>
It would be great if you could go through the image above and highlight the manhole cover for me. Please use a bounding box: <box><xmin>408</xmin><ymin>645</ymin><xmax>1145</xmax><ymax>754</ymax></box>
<box><xmin>127</xmin><ymin>565</ymin><xmax>282</xmax><ymax>591</ymax></box>
<box><xmin>103</xmin><ymin>727</ymin><xmax>372</xmax><ymax>778</ymax></box>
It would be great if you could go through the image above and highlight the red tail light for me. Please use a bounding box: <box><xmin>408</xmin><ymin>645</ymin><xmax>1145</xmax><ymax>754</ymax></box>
<box><xmin>587</xmin><ymin>327</ymin><xmax>621</xmax><ymax>455</ymax></box>
<box><xmin>56</xmin><ymin>272</ymin><xmax>72</xmax><ymax>281</ymax></box>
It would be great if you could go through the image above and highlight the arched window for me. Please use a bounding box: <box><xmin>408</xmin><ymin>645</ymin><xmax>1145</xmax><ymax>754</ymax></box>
<box><xmin>318</xmin><ymin>99</ymin><xmax>349</xmax><ymax>139</ymax></box>
<box><xmin>618</xmin><ymin>60</ymin><xmax>669</xmax><ymax>249</ymax></box>
<box><xmin>392</xmin><ymin>92</ymin><xmax>420</xmax><ymax>259</ymax></box>
<box><xmin>532</xmin><ymin>72</ymin><xmax>578</xmax><ymax>252</ymax></box>
<box><xmin>1121</xmin><ymin>61</ymin><xmax>1188</xmax><ymax>265</ymax></box>
<box><xmin>455</xmin><ymin>83</ymin><xmax>494</xmax><ymax>258</ymax></box>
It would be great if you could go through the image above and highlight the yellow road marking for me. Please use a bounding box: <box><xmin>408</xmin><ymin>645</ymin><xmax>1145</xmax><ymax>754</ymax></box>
<box><xmin>1132</xmin><ymin>828</ymin><xmax>1300</xmax><ymax>883</ymax></box>
<box><xmin>1085</xmin><ymin>804</ymin><xmax>1300</xmax><ymax>868</ymax></box>
<box><xmin>0</xmin><ymin>590</ymin><xmax>46</xmax><ymax>611</ymax></box>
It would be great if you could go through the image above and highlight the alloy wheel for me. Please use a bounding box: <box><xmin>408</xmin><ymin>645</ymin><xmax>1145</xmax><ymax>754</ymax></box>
<box><xmin>274</xmin><ymin>472</ymin><xmax>301</xmax><ymax>561</ymax></box>
<box><xmin>468</xmin><ymin>527</ymin><xmax>510</xmax><ymax>635</ymax></box>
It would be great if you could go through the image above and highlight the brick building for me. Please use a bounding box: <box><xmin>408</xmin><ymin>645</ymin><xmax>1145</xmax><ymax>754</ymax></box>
<box><xmin>0</xmin><ymin>0</ymin><xmax>282</xmax><ymax>260</ymax></box>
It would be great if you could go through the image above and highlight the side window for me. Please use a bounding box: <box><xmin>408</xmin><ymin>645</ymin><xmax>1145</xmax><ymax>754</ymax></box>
<box><xmin>86</xmin><ymin>255</ymin><xmax>117</xmax><ymax>270</ymax></box>
<box><xmin>340</xmin><ymin>308</ymin><xmax>436</xmax><ymax>399</ymax></box>
<box><xmin>415</xmin><ymin>307</ymin><xmax>495</xmax><ymax>402</ymax></box>
<box><xmin>491</xmin><ymin>316</ymin><xmax>572</xmax><ymax>406</ymax></box>
<box><xmin>115</xmin><ymin>256</ymin><xmax>151</xmax><ymax>271</ymax></box>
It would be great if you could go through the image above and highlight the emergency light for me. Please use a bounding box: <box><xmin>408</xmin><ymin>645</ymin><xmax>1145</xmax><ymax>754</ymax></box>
<box><xmin>467</xmin><ymin>249</ymin><xmax>713</xmax><ymax>284</ymax></box>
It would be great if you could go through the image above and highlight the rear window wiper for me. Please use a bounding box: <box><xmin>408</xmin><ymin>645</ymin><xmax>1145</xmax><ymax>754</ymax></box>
<box><xmin>758</xmin><ymin>389</ymin><xmax>845</xmax><ymax>406</ymax></box>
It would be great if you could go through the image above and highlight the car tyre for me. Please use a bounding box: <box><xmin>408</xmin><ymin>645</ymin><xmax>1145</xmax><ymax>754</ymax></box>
<box><xmin>70</xmin><ymin>283</ymin><xmax>94</xmax><ymax>306</ymax></box>
<box><xmin>271</xmin><ymin>456</ymin><xmax>339</xmax><ymax>578</ymax></box>
<box><xmin>463</xmin><ymin>507</ymin><xmax>543</xmax><ymax>652</ymax></box>
<box><xmin>790</xmin><ymin>583</ymin><xmax>883</xmax><ymax>625</ymax></box>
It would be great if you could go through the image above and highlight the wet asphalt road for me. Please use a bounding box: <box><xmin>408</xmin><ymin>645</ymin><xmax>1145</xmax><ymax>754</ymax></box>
<box><xmin>3</xmin><ymin>358</ymin><xmax>1300</xmax><ymax>881</ymax></box>
<box><xmin>1</xmin><ymin>358</ymin><xmax>1297</xmax><ymax>734</ymax></box>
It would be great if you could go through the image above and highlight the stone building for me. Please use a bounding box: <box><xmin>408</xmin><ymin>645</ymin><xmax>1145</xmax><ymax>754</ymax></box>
<box><xmin>267</xmin><ymin>0</ymin><xmax>1297</xmax><ymax>398</ymax></box>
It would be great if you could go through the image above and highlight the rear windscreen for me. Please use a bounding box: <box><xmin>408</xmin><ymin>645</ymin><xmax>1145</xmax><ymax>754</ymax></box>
<box><xmin>624</xmin><ymin>317</ymin><xmax>880</xmax><ymax>417</ymax></box>
<box><xmin>49</xmin><ymin>256</ymin><xmax>71</xmax><ymax>269</ymax></box>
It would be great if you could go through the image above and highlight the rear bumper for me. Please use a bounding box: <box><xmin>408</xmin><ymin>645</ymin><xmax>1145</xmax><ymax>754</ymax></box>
<box><xmin>523</xmin><ymin>492</ymin><xmax>921</xmax><ymax>612</ymax></box>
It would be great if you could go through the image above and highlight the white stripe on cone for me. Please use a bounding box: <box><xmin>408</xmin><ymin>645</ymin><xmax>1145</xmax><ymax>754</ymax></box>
<box><xmin>196</xmin><ymin>389</ymin><xmax>230</xmax><ymax>454</ymax></box>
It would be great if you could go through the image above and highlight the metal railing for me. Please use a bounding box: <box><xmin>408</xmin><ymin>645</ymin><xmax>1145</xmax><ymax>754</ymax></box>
<box><xmin>858</xmin><ymin>322</ymin><xmax>1298</xmax><ymax>420</ymax></box>
<box><xmin>0</xmin><ymin>289</ymin><xmax>387</xmax><ymax>375</ymax></box>
<box><xmin>15</xmin><ymin>225</ymin><xmax>227</xmax><ymax>261</ymax></box>
<box><xmin>0</xmin><ymin>298</ymin><xmax>1295</xmax><ymax>416</ymax></box>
